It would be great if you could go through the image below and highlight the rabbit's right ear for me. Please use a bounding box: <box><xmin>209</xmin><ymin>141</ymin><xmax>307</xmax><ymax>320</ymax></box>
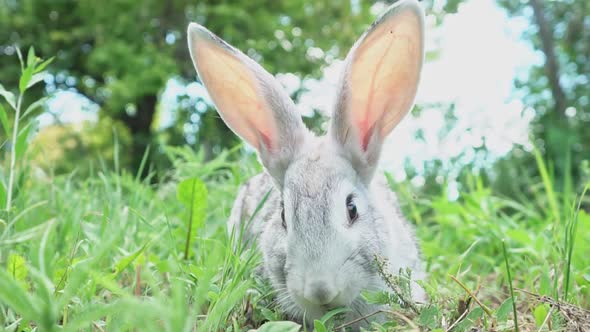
<box><xmin>187</xmin><ymin>23</ymin><xmax>309</xmax><ymax>187</ymax></box>
<box><xmin>330</xmin><ymin>0</ymin><xmax>424</xmax><ymax>184</ymax></box>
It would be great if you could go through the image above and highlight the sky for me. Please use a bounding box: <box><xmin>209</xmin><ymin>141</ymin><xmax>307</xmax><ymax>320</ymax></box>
<box><xmin>283</xmin><ymin>0</ymin><xmax>540</xmax><ymax>183</ymax></box>
<box><xmin>41</xmin><ymin>0</ymin><xmax>540</xmax><ymax>185</ymax></box>
<box><xmin>384</xmin><ymin>0</ymin><xmax>540</xmax><ymax>180</ymax></box>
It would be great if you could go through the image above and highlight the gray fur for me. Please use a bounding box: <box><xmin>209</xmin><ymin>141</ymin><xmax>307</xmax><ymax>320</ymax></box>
<box><xmin>229</xmin><ymin>142</ymin><xmax>426</xmax><ymax>326</ymax></box>
<box><xmin>188</xmin><ymin>0</ymin><xmax>426</xmax><ymax>329</ymax></box>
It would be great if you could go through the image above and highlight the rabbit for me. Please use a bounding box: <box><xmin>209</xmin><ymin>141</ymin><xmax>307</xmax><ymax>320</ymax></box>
<box><xmin>187</xmin><ymin>0</ymin><xmax>426</xmax><ymax>328</ymax></box>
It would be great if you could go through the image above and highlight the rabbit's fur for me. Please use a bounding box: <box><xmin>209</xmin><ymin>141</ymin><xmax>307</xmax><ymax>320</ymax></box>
<box><xmin>188</xmin><ymin>0</ymin><xmax>426</xmax><ymax>328</ymax></box>
<box><xmin>229</xmin><ymin>155</ymin><xmax>425</xmax><ymax>323</ymax></box>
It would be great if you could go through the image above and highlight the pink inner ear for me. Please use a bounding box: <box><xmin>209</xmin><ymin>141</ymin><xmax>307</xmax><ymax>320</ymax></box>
<box><xmin>193</xmin><ymin>39</ymin><xmax>280</xmax><ymax>152</ymax></box>
<box><xmin>361</xmin><ymin>122</ymin><xmax>376</xmax><ymax>151</ymax></box>
<box><xmin>347</xmin><ymin>8</ymin><xmax>423</xmax><ymax>152</ymax></box>
<box><xmin>259</xmin><ymin>131</ymin><xmax>274</xmax><ymax>151</ymax></box>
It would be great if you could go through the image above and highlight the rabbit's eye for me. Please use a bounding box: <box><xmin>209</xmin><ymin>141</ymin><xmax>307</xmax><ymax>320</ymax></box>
<box><xmin>346</xmin><ymin>194</ymin><xmax>358</xmax><ymax>223</ymax></box>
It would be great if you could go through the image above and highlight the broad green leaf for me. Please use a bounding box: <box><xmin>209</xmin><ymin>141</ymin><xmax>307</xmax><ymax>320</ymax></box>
<box><xmin>26</xmin><ymin>47</ymin><xmax>36</xmax><ymax>67</ymax></box>
<box><xmin>177</xmin><ymin>177</ymin><xmax>208</xmax><ymax>259</ymax></box>
<box><xmin>418</xmin><ymin>305</ymin><xmax>440</xmax><ymax>329</ymax></box>
<box><xmin>319</xmin><ymin>307</ymin><xmax>351</xmax><ymax>324</ymax></box>
<box><xmin>253</xmin><ymin>321</ymin><xmax>301</xmax><ymax>332</ymax></box>
<box><xmin>27</xmin><ymin>268</ymin><xmax>58</xmax><ymax>329</ymax></box>
<box><xmin>7</xmin><ymin>253</ymin><xmax>28</xmax><ymax>284</ymax></box>
<box><xmin>496</xmin><ymin>297</ymin><xmax>514</xmax><ymax>323</ymax></box>
<box><xmin>260</xmin><ymin>307</ymin><xmax>281</xmax><ymax>322</ymax></box>
<box><xmin>0</xmin><ymin>103</ymin><xmax>9</xmax><ymax>134</ymax></box>
<box><xmin>112</xmin><ymin>240</ymin><xmax>151</xmax><ymax>277</ymax></box>
<box><xmin>0</xmin><ymin>219</ymin><xmax>55</xmax><ymax>246</ymax></box>
<box><xmin>361</xmin><ymin>290</ymin><xmax>391</xmax><ymax>305</ymax></box>
<box><xmin>15</xmin><ymin>122</ymin><xmax>33</xmax><ymax>159</ymax></box>
<box><xmin>91</xmin><ymin>271</ymin><xmax>128</xmax><ymax>296</ymax></box>
<box><xmin>26</xmin><ymin>72</ymin><xmax>46</xmax><ymax>89</ymax></box>
<box><xmin>177</xmin><ymin>177</ymin><xmax>208</xmax><ymax>229</ymax></box>
<box><xmin>33</xmin><ymin>57</ymin><xmax>55</xmax><ymax>74</ymax></box>
<box><xmin>533</xmin><ymin>304</ymin><xmax>549</xmax><ymax>327</ymax></box>
<box><xmin>19</xmin><ymin>65</ymin><xmax>35</xmax><ymax>93</ymax></box>
<box><xmin>22</xmin><ymin>96</ymin><xmax>48</xmax><ymax>119</ymax></box>
<box><xmin>0</xmin><ymin>83</ymin><xmax>16</xmax><ymax>109</ymax></box>
<box><xmin>313</xmin><ymin>320</ymin><xmax>327</xmax><ymax>332</ymax></box>
<box><xmin>0</xmin><ymin>265</ymin><xmax>37</xmax><ymax>321</ymax></box>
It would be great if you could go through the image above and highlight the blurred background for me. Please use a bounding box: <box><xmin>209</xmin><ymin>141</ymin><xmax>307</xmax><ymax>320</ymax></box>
<box><xmin>1</xmin><ymin>0</ymin><xmax>589</xmax><ymax>198</ymax></box>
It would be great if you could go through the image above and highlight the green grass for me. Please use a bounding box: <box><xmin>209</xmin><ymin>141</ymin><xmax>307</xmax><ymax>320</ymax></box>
<box><xmin>1</xmin><ymin>145</ymin><xmax>264</xmax><ymax>331</ymax></box>
<box><xmin>0</xmin><ymin>145</ymin><xmax>588</xmax><ymax>331</ymax></box>
<box><xmin>1</xmin><ymin>50</ymin><xmax>589</xmax><ymax>331</ymax></box>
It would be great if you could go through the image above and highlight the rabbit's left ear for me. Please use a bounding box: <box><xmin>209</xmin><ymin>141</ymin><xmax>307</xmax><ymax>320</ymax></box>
<box><xmin>187</xmin><ymin>23</ymin><xmax>309</xmax><ymax>187</ymax></box>
<box><xmin>331</xmin><ymin>0</ymin><xmax>425</xmax><ymax>183</ymax></box>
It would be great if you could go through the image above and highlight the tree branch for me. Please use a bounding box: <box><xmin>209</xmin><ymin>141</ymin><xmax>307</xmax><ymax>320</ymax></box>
<box><xmin>529</xmin><ymin>0</ymin><xmax>567</xmax><ymax>115</ymax></box>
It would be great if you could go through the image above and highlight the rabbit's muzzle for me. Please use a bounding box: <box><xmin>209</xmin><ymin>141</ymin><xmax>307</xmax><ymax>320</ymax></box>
<box><xmin>303</xmin><ymin>279</ymin><xmax>339</xmax><ymax>305</ymax></box>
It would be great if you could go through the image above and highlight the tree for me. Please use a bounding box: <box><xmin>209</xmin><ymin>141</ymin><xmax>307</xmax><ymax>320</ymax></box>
<box><xmin>495</xmin><ymin>0</ymin><xmax>590</xmax><ymax>188</ymax></box>
<box><xmin>0</xmin><ymin>0</ymin><xmax>377</xmax><ymax>174</ymax></box>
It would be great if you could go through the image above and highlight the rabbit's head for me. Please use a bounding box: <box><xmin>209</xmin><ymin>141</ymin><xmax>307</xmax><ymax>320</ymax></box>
<box><xmin>188</xmin><ymin>0</ymin><xmax>424</xmax><ymax>320</ymax></box>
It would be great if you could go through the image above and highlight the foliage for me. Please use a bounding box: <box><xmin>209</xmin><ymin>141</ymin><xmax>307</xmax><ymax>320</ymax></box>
<box><xmin>0</xmin><ymin>61</ymin><xmax>588</xmax><ymax>329</ymax></box>
<box><xmin>374</xmin><ymin>0</ymin><xmax>590</xmax><ymax>206</ymax></box>
<box><xmin>0</xmin><ymin>47</ymin><xmax>53</xmax><ymax>213</ymax></box>
<box><xmin>1</xmin><ymin>139</ymin><xmax>588</xmax><ymax>330</ymax></box>
<box><xmin>29</xmin><ymin>117</ymin><xmax>132</xmax><ymax>176</ymax></box>
<box><xmin>0</xmin><ymin>0</ymin><xmax>381</xmax><ymax>173</ymax></box>
<box><xmin>0</xmin><ymin>0</ymin><xmax>469</xmax><ymax>175</ymax></box>
<box><xmin>494</xmin><ymin>0</ymin><xmax>590</xmax><ymax>189</ymax></box>
<box><xmin>1</xmin><ymin>0</ymin><xmax>590</xmax><ymax>331</ymax></box>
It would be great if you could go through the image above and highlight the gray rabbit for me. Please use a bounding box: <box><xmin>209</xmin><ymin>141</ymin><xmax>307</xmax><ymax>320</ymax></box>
<box><xmin>187</xmin><ymin>0</ymin><xmax>426</xmax><ymax>328</ymax></box>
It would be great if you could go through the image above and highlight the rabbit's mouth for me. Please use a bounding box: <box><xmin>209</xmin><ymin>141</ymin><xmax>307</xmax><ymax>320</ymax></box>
<box><xmin>292</xmin><ymin>290</ymin><xmax>354</xmax><ymax>317</ymax></box>
<box><xmin>290</xmin><ymin>290</ymin><xmax>379</xmax><ymax>328</ymax></box>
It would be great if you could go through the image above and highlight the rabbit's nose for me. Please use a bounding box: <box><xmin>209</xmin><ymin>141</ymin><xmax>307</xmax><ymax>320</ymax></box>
<box><xmin>304</xmin><ymin>280</ymin><xmax>338</xmax><ymax>305</ymax></box>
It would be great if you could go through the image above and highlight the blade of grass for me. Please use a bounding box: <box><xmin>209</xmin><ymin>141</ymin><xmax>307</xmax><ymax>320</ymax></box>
<box><xmin>5</xmin><ymin>92</ymin><xmax>23</xmax><ymax>212</ymax></box>
<box><xmin>533</xmin><ymin>145</ymin><xmax>560</xmax><ymax>224</ymax></box>
<box><xmin>502</xmin><ymin>240</ymin><xmax>519</xmax><ymax>332</ymax></box>
<box><xmin>134</xmin><ymin>144</ymin><xmax>151</xmax><ymax>183</ymax></box>
<box><xmin>0</xmin><ymin>267</ymin><xmax>38</xmax><ymax>322</ymax></box>
<box><xmin>563</xmin><ymin>184</ymin><xmax>589</xmax><ymax>301</ymax></box>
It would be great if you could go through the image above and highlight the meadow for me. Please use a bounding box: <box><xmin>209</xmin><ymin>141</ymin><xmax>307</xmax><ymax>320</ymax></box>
<box><xmin>1</xmin><ymin>52</ymin><xmax>589</xmax><ymax>332</ymax></box>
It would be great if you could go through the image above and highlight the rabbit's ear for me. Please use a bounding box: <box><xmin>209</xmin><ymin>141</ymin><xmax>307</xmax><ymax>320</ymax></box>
<box><xmin>330</xmin><ymin>0</ymin><xmax>424</xmax><ymax>183</ymax></box>
<box><xmin>188</xmin><ymin>23</ymin><xmax>309</xmax><ymax>186</ymax></box>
